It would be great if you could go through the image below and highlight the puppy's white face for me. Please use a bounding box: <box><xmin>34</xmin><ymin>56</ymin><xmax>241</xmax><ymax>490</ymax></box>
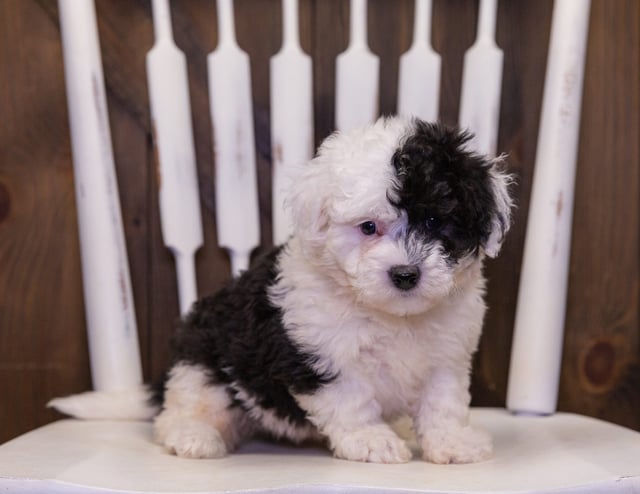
<box><xmin>288</xmin><ymin>117</ymin><xmax>512</xmax><ymax>317</ymax></box>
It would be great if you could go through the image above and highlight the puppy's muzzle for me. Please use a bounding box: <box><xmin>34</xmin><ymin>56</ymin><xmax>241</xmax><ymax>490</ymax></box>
<box><xmin>388</xmin><ymin>265</ymin><xmax>421</xmax><ymax>291</ymax></box>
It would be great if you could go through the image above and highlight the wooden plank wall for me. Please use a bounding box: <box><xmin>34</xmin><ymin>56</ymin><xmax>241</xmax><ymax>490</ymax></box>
<box><xmin>0</xmin><ymin>0</ymin><xmax>638</xmax><ymax>443</ymax></box>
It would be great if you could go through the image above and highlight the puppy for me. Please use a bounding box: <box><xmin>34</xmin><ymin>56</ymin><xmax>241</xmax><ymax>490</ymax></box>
<box><xmin>50</xmin><ymin>116</ymin><xmax>513</xmax><ymax>464</ymax></box>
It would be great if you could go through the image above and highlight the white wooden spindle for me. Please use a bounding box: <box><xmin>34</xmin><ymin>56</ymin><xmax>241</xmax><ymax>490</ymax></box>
<box><xmin>397</xmin><ymin>0</ymin><xmax>441</xmax><ymax>122</ymax></box>
<box><xmin>507</xmin><ymin>0</ymin><xmax>592</xmax><ymax>415</ymax></box>
<box><xmin>335</xmin><ymin>0</ymin><xmax>379</xmax><ymax>132</ymax></box>
<box><xmin>270</xmin><ymin>0</ymin><xmax>313</xmax><ymax>245</ymax></box>
<box><xmin>147</xmin><ymin>0</ymin><xmax>203</xmax><ymax>315</ymax></box>
<box><xmin>58</xmin><ymin>0</ymin><xmax>142</xmax><ymax>391</ymax></box>
<box><xmin>458</xmin><ymin>0</ymin><xmax>503</xmax><ymax>156</ymax></box>
<box><xmin>208</xmin><ymin>0</ymin><xmax>260</xmax><ymax>276</ymax></box>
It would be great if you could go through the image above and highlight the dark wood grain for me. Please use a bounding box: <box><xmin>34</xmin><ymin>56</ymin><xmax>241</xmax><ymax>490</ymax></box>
<box><xmin>0</xmin><ymin>0</ymin><xmax>638</xmax><ymax>443</ymax></box>
<box><xmin>559</xmin><ymin>0</ymin><xmax>640</xmax><ymax>430</ymax></box>
<box><xmin>0</xmin><ymin>0</ymin><xmax>91</xmax><ymax>440</ymax></box>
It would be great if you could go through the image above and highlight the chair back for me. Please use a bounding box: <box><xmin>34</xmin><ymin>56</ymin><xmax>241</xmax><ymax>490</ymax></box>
<box><xmin>56</xmin><ymin>0</ymin><xmax>592</xmax><ymax>416</ymax></box>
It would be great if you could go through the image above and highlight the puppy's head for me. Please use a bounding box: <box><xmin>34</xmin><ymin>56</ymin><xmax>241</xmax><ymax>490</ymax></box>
<box><xmin>287</xmin><ymin>117</ymin><xmax>513</xmax><ymax>316</ymax></box>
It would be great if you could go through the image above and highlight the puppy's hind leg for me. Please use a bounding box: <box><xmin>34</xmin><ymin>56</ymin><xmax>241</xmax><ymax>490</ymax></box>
<box><xmin>154</xmin><ymin>363</ymin><xmax>253</xmax><ymax>459</ymax></box>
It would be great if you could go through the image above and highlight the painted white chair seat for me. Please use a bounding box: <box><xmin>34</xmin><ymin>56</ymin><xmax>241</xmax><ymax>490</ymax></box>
<box><xmin>1</xmin><ymin>408</ymin><xmax>639</xmax><ymax>493</ymax></box>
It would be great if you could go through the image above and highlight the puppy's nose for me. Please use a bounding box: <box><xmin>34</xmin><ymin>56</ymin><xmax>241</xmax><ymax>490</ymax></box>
<box><xmin>389</xmin><ymin>265</ymin><xmax>421</xmax><ymax>291</ymax></box>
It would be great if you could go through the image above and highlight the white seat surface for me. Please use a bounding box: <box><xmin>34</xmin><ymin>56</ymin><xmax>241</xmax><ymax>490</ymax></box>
<box><xmin>1</xmin><ymin>408</ymin><xmax>639</xmax><ymax>494</ymax></box>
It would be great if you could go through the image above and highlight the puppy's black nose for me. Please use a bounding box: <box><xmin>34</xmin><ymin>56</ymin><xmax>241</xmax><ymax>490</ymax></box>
<box><xmin>389</xmin><ymin>265</ymin><xmax>421</xmax><ymax>291</ymax></box>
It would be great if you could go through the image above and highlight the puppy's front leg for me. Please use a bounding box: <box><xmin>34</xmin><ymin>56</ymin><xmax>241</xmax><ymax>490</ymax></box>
<box><xmin>415</xmin><ymin>367</ymin><xmax>492</xmax><ymax>464</ymax></box>
<box><xmin>297</xmin><ymin>378</ymin><xmax>412</xmax><ymax>464</ymax></box>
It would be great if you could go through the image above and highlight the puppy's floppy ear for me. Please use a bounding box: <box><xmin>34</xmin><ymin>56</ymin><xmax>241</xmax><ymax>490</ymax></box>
<box><xmin>483</xmin><ymin>157</ymin><xmax>514</xmax><ymax>258</ymax></box>
<box><xmin>285</xmin><ymin>158</ymin><xmax>331</xmax><ymax>244</ymax></box>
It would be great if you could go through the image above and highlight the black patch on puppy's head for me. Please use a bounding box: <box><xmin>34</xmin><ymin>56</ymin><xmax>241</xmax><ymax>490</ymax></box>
<box><xmin>390</xmin><ymin>120</ymin><xmax>499</xmax><ymax>262</ymax></box>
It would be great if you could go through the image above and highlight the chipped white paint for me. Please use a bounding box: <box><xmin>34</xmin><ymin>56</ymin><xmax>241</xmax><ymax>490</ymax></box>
<box><xmin>397</xmin><ymin>0</ymin><xmax>441</xmax><ymax>122</ymax></box>
<box><xmin>270</xmin><ymin>0</ymin><xmax>314</xmax><ymax>245</ymax></box>
<box><xmin>458</xmin><ymin>0</ymin><xmax>503</xmax><ymax>156</ymax></box>
<box><xmin>208</xmin><ymin>0</ymin><xmax>260</xmax><ymax>276</ymax></box>
<box><xmin>58</xmin><ymin>0</ymin><xmax>142</xmax><ymax>391</ymax></box>
<box><xmin>335</xmin><ymin>0</ymin><xmax>380</xmax><ymax>132</ymax></box>
<box><xmin>508</xmin><ymin>0</ymin><xmax>592</xmax><ymax>415</ymax></box>
<box><xmin>147</xmin><ymin>0</ymin><xmax>203</xmax><ymax>315</ymax></box>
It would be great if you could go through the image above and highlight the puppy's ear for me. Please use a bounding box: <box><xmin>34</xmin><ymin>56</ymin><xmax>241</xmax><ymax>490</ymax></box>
<box><xmin>483</xmin><ymin>158</ymin><xmax>514</xmax><ymax>258</ymax></box>
<box><xmin>285</xmin><ymin>159</ymin><xmax>331</xmax><ymax>245</ymax></box>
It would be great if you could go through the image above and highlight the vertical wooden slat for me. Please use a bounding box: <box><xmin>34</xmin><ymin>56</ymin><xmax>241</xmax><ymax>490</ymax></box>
<box><xmin>507</xmin><ymin>0</ymin><xmax>592</xmax><ymax>415</ymax></box>
<box><xmin>209</xmin><ymin>0</ymin><xmax>261</xmax><ymax>276</ymax></box>
<box><xmin>397</xmin><ymin>0</ymin><xmax>441</xmax><ymax>121</ymax></box>
<box><xmin>149</xmin><ymin>0</ymin><xmax>219</xmax><ymax>381</ymax></box>
<box><xmin>58</xmin><ymin>0</ymin><xmax>143</xmax><ymax>392</ymax></box>
<box><xmin>458</xmin><ymin>0</ymin><xmax>503</xmax><ymax>156</ymax></box>
<box><xmin>270</xmin><ymin>0</ymin><xmax>314</xmax><ymax>245</ymax></box>
<box><xmin>335</xmin><ymin>0</ymin><xmax>380</xmax><ymax>131</ymax></box>
<box><xmin>147</xmin><ymin>0</ymin><xmax>203</xmax><ymax>315</ymax></box>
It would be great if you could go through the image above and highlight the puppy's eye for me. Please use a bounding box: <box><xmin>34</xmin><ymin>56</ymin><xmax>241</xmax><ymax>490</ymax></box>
<box><xmin>426</xmin><ymin>216</ymin><xmax>443</xmax><ymax>232</ymax></box>
<box><xmin>359</xmin><ymin>221</ymin><xmax>377</xmax><ymax>236</ymax></box>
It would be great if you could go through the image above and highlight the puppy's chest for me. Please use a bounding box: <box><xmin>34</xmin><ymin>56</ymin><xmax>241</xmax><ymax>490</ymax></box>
<box><xmin>351</xmin><ymin>327</ymin><xmax>431</xmax><ymax>408</ymax></box>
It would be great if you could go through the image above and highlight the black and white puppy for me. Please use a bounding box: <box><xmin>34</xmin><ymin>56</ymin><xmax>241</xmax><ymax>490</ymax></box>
<box><xmin>51</xmin><ymin>116</ymin><xmax>513</xmax><ymax>464</ymax></box>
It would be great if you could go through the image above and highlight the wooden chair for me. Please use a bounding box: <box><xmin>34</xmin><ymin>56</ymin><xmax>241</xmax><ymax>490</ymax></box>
<box><xmin>1</xmin><ymin>0</ymin><xmax>639</xmax><ymax>492</ymax></box>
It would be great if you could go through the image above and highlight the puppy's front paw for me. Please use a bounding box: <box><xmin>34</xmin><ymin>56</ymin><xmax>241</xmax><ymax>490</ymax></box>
<box><xmin>331</xmin><ymin>425</ymin><xmax>412</xmax><ymax>463</ymax></box>
<box><xmin>421</xmin><ymin>426</ymin><xmax>492</xmax><ymax>464</ymax></box>
<box><xmin>160</xmin><ymin>421</ymin><xmax>227</xmax><ymax>459</ymax></box>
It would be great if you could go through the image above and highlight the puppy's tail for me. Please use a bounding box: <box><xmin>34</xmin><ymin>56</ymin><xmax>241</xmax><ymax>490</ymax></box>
<box><xmin>47</xmin><ymin>386</ymin><xmax>158</xmax><ymax>421</ymax></box>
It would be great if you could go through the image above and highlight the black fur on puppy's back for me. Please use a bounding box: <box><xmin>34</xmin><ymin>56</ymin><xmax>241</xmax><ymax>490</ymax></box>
<box><xmin>390</xmin><ymin>119</ymin><xmax>498</xmax><ymax>261</ymax></box>
<box><xmin>156</xmin><ymin>246</ymin><xmax>335</xmax><ymax>427</ymax></box>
